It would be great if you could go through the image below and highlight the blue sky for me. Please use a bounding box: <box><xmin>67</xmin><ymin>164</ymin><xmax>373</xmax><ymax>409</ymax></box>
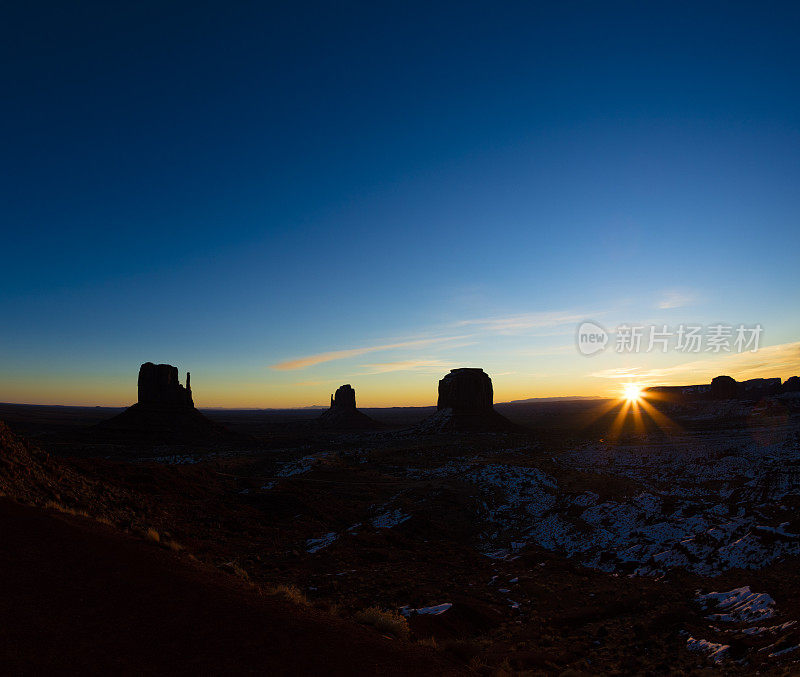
<box><xmin>2</xmin><ymin>1</ymin><xmax>799</xmax><ymax>406</ymax></box>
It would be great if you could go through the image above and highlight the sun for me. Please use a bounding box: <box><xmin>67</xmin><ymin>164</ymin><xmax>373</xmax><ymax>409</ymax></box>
<box><xmin>622</xmin><ymin>383</ymin><xmax>643</xmax><ymax>402</ymax></box>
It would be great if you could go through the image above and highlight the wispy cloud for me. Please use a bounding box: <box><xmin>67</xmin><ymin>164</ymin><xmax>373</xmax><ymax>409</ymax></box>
<box><xmin>270</xmin><ymin>335</ymin><xmax>470</xmax><ymax>371</ymax></box>
<box><xmin>657</xmin><ymin>290</ymin><xmax>695</xmax><ymax>309</ymax></box>
<box><xmin>359</xmin><ymin>359</ymin><xmax>455</xmax><ymax>375</ymax></box>
<box><xmin>516</xmin><ymin>344</ymin><xmax>575</xmax><ymax>358</ymax></box>
<box><xmin>292</xmin><ymin>379</ymin><xmax>339</xmax><ymax>387</ymax></box>
<box><xmin>455</xmin><ymin>310</ymin><xmax>594</xmax><ymax>334</ymax></box>
<box><xmin>590</xmin><ymin>367</ymin><xmax>647</xmax><ymax>380</ymax></box>
<box><xmin>591</xmin><ymin>341</ymin><xmax>800</xmax><ymax>383</ymax></box>
<box><xmin>271</xmin><ymin>307</ymin><xmax>601</xmax><ymax>371</ymax></box>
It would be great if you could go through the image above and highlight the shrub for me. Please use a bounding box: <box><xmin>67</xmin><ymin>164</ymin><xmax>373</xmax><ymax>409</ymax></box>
<box><xmin>42</xmin><ymin>500</ymin><xmax>89</xmax><ymax>519</ymax></box>
<box><xmin>272</xmin><ymin>584</ymin><xmax>311</xmax><ymax>607</ymax></box>
<box><xmin>418</xmin><ymin>636</ymin><xmax>439</xmax><ymax>650</ymax></box>
<box><xmin>354</xmin><ymin>607</ymin><xmax>409</xmax><ymax>639</ymax></box>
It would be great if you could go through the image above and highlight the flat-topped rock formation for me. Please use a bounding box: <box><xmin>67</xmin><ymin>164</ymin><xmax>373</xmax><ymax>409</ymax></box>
<box><xmin>316</xmin><ymin>384</ymin><xmax>381</xmax><ymax>430</ymax></box>
<box><xmin>97</xmin><ymin>363</ymin><xmax>232</xmax><ymax>442</ymax></box>
<box><xmin>419</xmin><ymin>368</ymin><xmax>519</xmax><ymax>432</ymax></box>
<box><xmin>138</xmin><ymin>362</ymin><xmax>194</xmax><ymax>408</ymax></box>
<box><xmin>437</xmin><ymin>368</ymin><xmax>494</xmax><ymax>412</ymax></box>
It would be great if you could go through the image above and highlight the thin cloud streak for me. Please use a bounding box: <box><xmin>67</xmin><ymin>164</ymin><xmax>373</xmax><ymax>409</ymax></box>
<box><xmin>359</xmin><ymin>359</ymin><xmax>455</xmax><ymax>375</ymax></box>
<box><xmin>590</xmin><ymin>367</ymin><xmax>645</xmax><ymax>380</ymax></box>
<box><xmin>271</xmin><ymin>307</ymin><xmax>603</xmax><ymax>372</ymax></box>
<box><xmin>270</xmin><ymin>335</ymin><xmax>471</xmax><ymax>371</ymax></box>
<box><xmin>455</xmin><ymin>311</ymin><xmax>593</xmax><ymax>334</ymax></box>
<box><xmin>657</xmin><ymin>290</ymin><xmax>695</xmax><ymax>309</ymax></box>
<box><xmin>591</xmin><ymin>341</ymin><xmax>800</xmax><ymax>383</ymax></box>
<box><xmin>515</xmin><ymin>344</ymin><xmax>575</xmax><ymax>358</ymax></box>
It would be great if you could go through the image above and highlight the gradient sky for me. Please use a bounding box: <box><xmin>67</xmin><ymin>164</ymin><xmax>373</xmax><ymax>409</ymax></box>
<box><xmin>3</xmin><ymin>1</ymin><xmax>800</xmax><ymax>407</ymax></box>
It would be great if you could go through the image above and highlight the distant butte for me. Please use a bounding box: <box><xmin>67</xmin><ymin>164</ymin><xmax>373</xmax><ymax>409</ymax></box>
<box><xmin>137</xmin><ymin>362</ymin><xmax>194</xmax><ymax>408</ymax></box>
<box><xmin>330</xmin><ymin>384</ymin><xmax>356</xmax><ymax>410</ymax></box>
<box><xmin>645</xmin><ymin>374</ymin><xmax>800</xmax><ymax>401</ymax></box>
<box><xmin>418</xmin><ymin>368</ymin><xmax>520</xmax><ymax>432</ymax></box>
<box><xmin>316</xmin><ymin>384</ymin><xmax>381</xmax><ymax>430</ymax></box>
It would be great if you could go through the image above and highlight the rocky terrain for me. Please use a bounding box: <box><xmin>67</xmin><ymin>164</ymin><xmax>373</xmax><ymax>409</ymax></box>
<box><xmin>2</xmin><ymin>368</ymin><xmax>800</xmax><ymax>674</ymax></box>
<box><xmin>2</xmin><ymin>382</ymin><xmax>799</xmax><ymax>674</ymax></box>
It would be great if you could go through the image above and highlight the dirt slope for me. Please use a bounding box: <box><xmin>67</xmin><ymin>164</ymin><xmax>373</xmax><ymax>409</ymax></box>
<box><xmin>0</xmin><ymin>499</ymin><xmax>462</xmax><ymax>675</ymax></box>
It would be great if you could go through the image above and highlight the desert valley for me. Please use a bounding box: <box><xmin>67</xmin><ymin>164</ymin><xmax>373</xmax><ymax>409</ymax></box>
<box><xmin>1</xmin><ymin>365</ymin><xmax>799</xmax><ymax>674</ymax></box>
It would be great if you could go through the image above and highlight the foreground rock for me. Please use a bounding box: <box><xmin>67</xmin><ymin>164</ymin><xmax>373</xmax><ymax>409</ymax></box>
<box><xmin>418</xmin><ymin>369</ymin><xmax>519</xmax><ymax>432</ymax></box>
<box><xmin>316</xmin><ymin>384</ymin><xmax>381</xmax><ymax>430</ymax></box>
<box><xmin>97</xmin><ymin>363</ymin><xmax>233</xmax><ymax>442</ymax></box>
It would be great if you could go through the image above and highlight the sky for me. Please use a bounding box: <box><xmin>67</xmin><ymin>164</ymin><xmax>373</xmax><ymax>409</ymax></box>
<box><xmin>2</xmin><ymin>1</ymin><xmax>800</xmax><ymax>408</ymax></box>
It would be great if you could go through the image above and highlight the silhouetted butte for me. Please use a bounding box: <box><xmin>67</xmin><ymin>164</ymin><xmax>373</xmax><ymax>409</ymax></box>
<box><xmin>97</xmin><ymin>363</ymin><xmax>232</xmax><ymax>442</ymax></box>
<box><xmin>316</xmin><ymin>384</ymin><xmax>381</xmax><ymax>430</ymax></box>
<box><xmin>418</xmin><ymin>369</ymin><xmax>520</xmax><ymax>432</ymax></box>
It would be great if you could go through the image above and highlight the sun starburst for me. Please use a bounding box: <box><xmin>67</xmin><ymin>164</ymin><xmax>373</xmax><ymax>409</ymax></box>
<box><xmin>623</xmin><ymin>383</ymin><xmax>642</xmax><ymax>402</ymax></box>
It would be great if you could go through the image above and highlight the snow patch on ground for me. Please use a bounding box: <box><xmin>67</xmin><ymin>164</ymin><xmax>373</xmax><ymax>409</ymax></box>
<box><xmin>407</xmin><ymin>434</ymin><xmax>799</xmax><ymax>577</ymax></box>
<box><xmin>400</xmin><ymin>603</ymin><xmax>452</xmax><ymax>617</ymax></box>
<box><xmin>306</xmin><ymin>531</ymin><xmax>338</xmax><ymax>553</ymax></box>
<box><xmin>698</xmin><ymin>586</ymin><xmax>776</xmax><ymax>624</ymax></box>
<box><xmin>686</xmin><ymin>637</ymin><xmax>729</xmax><ymax>663</ymax></box>
<box><xmin>687</xmin><ymin>586</ymin><xmax>799</xmax><ymax>665</ymax></box>
<box><xmin>262</xmin><ymin>452</ymin><xmax>333</xmax><ymax>489</ymax></box>
<box><xmin>150</xmin><ymin>453</ymin><xmax>201</xmax><ymax>465</ymax></box>
<box><xmin>372</xmin><ymin>508</ymin><xmax>411</xmax><ymax>529</ymax></box>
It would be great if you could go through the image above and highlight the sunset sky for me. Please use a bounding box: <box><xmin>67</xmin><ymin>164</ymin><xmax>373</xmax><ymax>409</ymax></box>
<box><xmin>3</xmin><ymin>2</ymin><xmax>800</xmax><ymax>408</ymax></box>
